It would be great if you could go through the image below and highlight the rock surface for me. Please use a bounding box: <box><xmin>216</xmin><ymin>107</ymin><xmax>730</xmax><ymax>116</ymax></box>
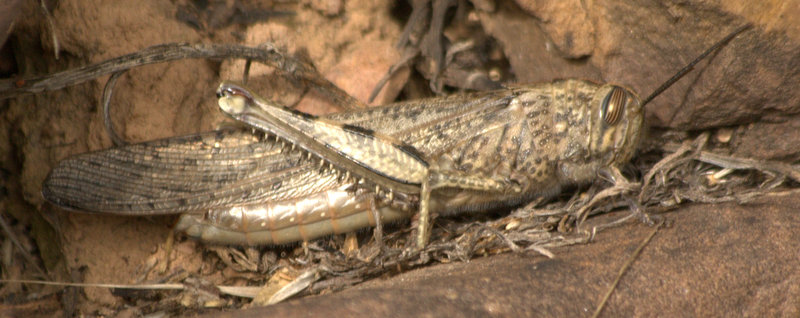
<box><xmin>206</xmin><ymin>194</ymin><xmax>800</xmax><ymax>317</ymax></box>
<box><xmin>1</xmin><ymin>0</ymin><xmax>799</xmax><ymax>316</ymax></box>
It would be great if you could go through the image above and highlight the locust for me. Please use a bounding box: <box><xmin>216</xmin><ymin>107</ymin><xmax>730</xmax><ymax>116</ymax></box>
<box><xmin>41</xmin><ymin>25</ymin><xmax>749</xmax><ymax>249</ymax></box>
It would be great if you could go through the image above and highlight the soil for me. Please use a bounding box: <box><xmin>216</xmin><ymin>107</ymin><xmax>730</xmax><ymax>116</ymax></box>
<box><xmin>1</xmin><ymin>0</ymin><xmax>799</xmax><ymax>316</ymax></box>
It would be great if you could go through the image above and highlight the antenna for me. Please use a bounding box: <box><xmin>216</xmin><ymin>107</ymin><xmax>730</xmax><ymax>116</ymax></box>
<box><xmin>640</xmin><ymin>24</ymin><xmax>751</xmax><ymax>107</ymax></box>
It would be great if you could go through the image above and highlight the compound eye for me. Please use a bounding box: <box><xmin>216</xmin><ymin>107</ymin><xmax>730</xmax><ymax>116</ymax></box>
<box><xmin>601</xmin><ymin>86</ymin><xmax>627</xmax><ymax>126</ymax></box>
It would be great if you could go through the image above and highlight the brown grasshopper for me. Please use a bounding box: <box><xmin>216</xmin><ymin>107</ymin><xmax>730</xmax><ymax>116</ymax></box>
<box><xmin>42</xmin><ymin>25</ymin><xmax>749</xmax><ymax>249</ymax></box>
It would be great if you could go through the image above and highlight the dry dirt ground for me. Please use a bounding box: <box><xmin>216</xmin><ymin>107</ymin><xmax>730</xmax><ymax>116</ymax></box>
<box><xmin>1</xmin><ymin>0</ymin><xmax>799</xmax><ymax>316</ymax></box>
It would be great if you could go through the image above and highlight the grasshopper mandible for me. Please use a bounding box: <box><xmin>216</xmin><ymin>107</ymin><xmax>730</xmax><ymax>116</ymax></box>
<box><xmin>42</xmin><ymin>26</ymin><xmax>749</xmax><ymax>249</ymax></box>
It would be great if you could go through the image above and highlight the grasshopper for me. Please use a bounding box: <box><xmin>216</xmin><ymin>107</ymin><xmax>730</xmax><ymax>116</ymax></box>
<box><xmin>42</xmin><ymin>25</ymin><xmax>749</xmax><ymax>249</ymax></box>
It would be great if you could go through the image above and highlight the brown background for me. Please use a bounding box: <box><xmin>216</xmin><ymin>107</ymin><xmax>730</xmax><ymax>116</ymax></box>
<box><xmin>1</xmin><ymin>0</ymin><xmax>798</xmax><ymax>316</ymax></box>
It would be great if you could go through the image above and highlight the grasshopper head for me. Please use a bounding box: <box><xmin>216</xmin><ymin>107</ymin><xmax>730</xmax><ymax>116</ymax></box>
<box><xmin>589</xmin><ymin>84</ymin><xmax>644</xmax><ymax>168</ymax></box>
<box><xmin>585</xmin><ymin>25</ymin><xmax>750</xmax><ymax>169</ymax></box>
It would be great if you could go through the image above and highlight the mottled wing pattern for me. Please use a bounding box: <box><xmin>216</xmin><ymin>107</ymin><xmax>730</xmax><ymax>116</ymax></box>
<box><xmin>42</xmin><ymin>129</ymin><xmax>342</xmax><ymax>214</ymax></box>
<box><xmin>44</xmin><ymin>86</ymin><xmax>546</xmax><ymax>215</ymax></box>
<box><xmin>326</xmin><ymin>90</ymin><xmax>523</xmax><ymax>156</ymax></box>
